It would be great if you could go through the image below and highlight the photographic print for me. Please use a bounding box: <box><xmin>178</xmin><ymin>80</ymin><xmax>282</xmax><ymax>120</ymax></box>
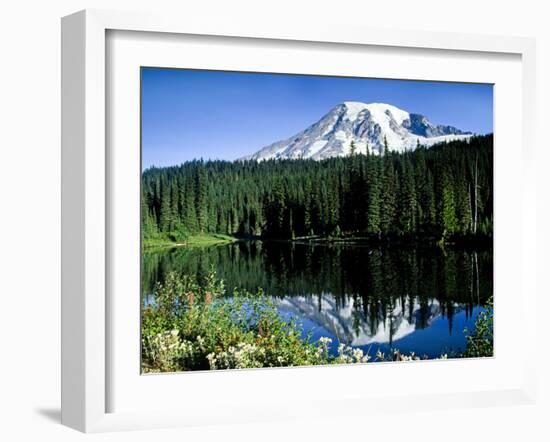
<box><xmin>140</xmin><ymin>68</ymin><xmax>493</xmax><ymax>373</ymax></box>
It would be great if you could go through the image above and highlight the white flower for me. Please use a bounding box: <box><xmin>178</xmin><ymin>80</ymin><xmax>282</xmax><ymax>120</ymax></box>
<box><xmin>352</xmin><ymin>348</ymin><xmax>364</xmax><ymax>360</ymax></box>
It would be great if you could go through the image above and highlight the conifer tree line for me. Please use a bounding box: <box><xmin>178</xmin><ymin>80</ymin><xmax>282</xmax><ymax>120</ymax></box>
<box><xmin>142</xmin><ymin>135</ymin><xmax>493</xmax><ymax>241</ymax></box>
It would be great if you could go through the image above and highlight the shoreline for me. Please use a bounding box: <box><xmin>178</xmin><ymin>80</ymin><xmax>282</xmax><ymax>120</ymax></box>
<box><xmin>142</xmin><ymin>233</ymin><xmax>238</xmax><ymax>250</ymax></box>
<box><xmin>143</xmin><ymin>232</ymin><xmax>493</xmax><ymax>251</ymax></box>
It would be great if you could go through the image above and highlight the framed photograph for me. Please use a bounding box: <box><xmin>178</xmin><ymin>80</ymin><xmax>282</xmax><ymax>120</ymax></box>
<box><xmin>140</xmin><ymin>68</ymin><xmax>494</xmax><ymax>372</ymax></box>
<box><xmin>61</xmin><ymin>9</ymin><xmax>537</xmax><ymax>432</ymax></box>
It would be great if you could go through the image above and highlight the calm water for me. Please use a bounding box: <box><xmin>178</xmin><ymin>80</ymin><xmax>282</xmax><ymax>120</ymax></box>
<box><xmin>142</xmin><ymin>241</ymin><xmax>492</xmax><ymax>359</ymax></box>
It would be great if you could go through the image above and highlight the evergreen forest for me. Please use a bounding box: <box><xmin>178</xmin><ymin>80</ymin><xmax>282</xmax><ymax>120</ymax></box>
<box><xmin>141</xmin><ymin>135</ymin><xmax>493</xmax><ymax>243</ymax></box>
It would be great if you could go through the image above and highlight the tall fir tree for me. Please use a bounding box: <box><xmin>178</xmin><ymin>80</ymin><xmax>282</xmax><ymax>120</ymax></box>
<box><xmin>397</xmin><ymin>158</ymin><xmax>417</xmax><ymax>234</ymax></box>
<box><xmin>194</xmin><ymin>164</ymin><xmax>208</xmax><ymax>233</ymax></box>
<box><xmin>159</xmin><ymin>177</ymin><xmax>172</xmax><ymax>233</ymax></box>
<box><xmin>380</xmin><ymin>137</ymin><xmax>397</xmax><ymax>233</ymax></box>
<box><xmin>437</xmin><ymin>166</ymin><xmax>458</xmax><ymax>237</ymax></box>
<box><xmin>366</xmin><ymin>153</ymin><xmax>381</xmax><ymax>234</ymax></box>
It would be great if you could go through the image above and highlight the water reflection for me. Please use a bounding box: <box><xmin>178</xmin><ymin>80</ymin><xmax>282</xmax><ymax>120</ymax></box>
<box><xmin>142</xmin><ymin>241</ymin><xmax>492</xmax><ymax>358</ymax></box>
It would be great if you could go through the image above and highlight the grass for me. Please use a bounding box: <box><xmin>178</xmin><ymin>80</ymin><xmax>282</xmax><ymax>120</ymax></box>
<box><xmin>143</xmin><ymin>233</ymin><xmax>236</xmax><ymax>250</ymax></box>
<box><xmin>185</xmin><ymin>233</ymin><xmax>236</xmax><ymax>247</ymax></box>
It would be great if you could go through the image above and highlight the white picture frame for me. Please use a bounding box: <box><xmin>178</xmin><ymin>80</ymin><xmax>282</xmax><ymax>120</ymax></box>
<box><xmin>61</xmin><ymin>9</ymin><xmax>537</xmax><ymax>433</ymax></box>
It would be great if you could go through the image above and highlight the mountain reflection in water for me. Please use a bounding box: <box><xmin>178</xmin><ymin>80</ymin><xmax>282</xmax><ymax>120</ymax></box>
<box><xmin>142</xmin><ymin>240</ymin><xmax>492</xmax><ymax>359</ymax></box>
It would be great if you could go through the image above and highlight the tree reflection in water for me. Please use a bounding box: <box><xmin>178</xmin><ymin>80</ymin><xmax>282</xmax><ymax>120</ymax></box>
<box><xmin>142</xmin><ymin>241</ymin><xmax>492</xmax><ymax>358</ymax></box>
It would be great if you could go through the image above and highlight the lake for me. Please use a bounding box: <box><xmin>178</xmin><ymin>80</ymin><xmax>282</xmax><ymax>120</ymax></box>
<box><xmin>142</xmin><ymin>240</ymin><xmax>492</xmax><ymax>359</ymax></box>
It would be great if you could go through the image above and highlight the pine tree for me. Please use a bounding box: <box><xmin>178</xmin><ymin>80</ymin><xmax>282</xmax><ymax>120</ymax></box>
<box><xmin>456</xmin><ymin>179</ymin><xmax>472</xmax><ymax>235</ymax></box>
<box><xmin>380</xmin><ymin>137</ymin><xmax>397</xmax><ymax>233</ymax></box>
<box><xmin>141</xmin><ymin>186</ymin><xmax>156</xmax><ymax>238</ymax></box>
<box><xmin>303</xmin><ymin>178</ymin><xmax>312</xmax><ymax>235</ymax></box>
<box><xmin>417</xmin><ymin>169</ymin><xmax>436</xmax><ymax>230</ymax></box>
<box><xmin>471</xmin><ymin>154</ymin><xmax>479</xmax><ymax>234</ymax></box>
<box><xmin>366</xmin><ymin>154</ymin><xmax>381</xmax><ymax>234</ymax></box>
<box><xmin>159</xmin><ymin>177</ymin><xmax>172</xmax><ymax>233</ymax></box>
<box><xmin>182</xmin><ymin>175</ymin><xmax>198</xmax><ymax>232</ymax></box>
<box><xmin>397</xmin><ymin>158</ymin><xmax>417</xmax><ymax>234</ymax></box>
<box><xmin>265</xmin><ymin>179</ymin><xmax>286</xmax><ymax>237</ymax></box>
<box><xmin>195</xmin><ymin>164</ymin><xmax>208</xmax><ymax>233</ymax></box>
<box><xmin>437</xmin><ymin>167</ymin><xmax>457</xmax><ymax>238</ymax></box>
<box><xmin>169</xmin><ymin>177</ymin><xmax>179</xmax><ymax>231</ymax></box>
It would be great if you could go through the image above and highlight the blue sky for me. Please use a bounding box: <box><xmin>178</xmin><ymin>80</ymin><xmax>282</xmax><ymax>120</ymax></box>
<box><xmin>141</xmin><ymin>68</ymin><xmax>493</xmax><ymax>169</ymax></box>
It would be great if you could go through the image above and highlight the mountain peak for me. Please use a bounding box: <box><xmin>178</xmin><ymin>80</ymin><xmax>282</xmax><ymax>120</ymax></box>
<box><xmin>340</xmin><ymin>101</ymin><xmax>367</xmax><ymax>120</ymax></box>
<box><xmin>243</xmin><ymin>102</ymin><xmax>472</xmax><ymax>161</ymax></box>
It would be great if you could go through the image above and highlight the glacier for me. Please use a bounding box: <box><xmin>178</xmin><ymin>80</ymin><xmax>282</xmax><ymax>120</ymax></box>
<box><xmin>242</xmin><ymin>101</ymin><xmax>473</xmax><ymax>161</ymax></box>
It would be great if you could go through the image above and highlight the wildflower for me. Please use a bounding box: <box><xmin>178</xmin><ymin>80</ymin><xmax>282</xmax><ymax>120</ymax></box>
<box><xmin>352</xmin><ymin>348</ymin><xmax>364</xmax><ymax>360</ymax></box>
<box><xmin>207</xmin><ymin>352</ymin><xmax>217</xmax><ymax>369</ymax></box>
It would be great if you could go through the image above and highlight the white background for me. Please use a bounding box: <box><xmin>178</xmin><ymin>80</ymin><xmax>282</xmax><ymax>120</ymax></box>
<box><xmin>0</xmin><ymin>0</ymin><xmax>548</xmax><ymax>441</ymax></box>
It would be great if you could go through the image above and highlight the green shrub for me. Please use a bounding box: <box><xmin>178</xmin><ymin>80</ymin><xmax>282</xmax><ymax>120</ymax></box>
<box><xmin>464</xmin><ymin>296</ymin><xmax>493</xmax><ymax>358</ymax></box>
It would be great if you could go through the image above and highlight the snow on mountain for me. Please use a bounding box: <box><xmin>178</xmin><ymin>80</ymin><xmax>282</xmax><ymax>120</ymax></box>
<box><xmin>243</xmin><ymin>101</ymin><xmax>473</xmax><ymax>161</ymax></box>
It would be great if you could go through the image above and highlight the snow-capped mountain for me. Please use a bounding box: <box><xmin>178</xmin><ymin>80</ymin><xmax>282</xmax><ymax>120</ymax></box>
<box><xmin>243</xmin><ymin>102</ymin><xmax>473</xmax><ymax>161</ymax></box>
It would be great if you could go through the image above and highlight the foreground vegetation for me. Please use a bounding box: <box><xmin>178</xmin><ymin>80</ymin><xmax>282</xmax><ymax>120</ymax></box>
<box><xmin>142</xmin><ymin>271</ymin><xmax>493</xmax><ymax>372</ymax></box>
<box><xmin>142</xmin><ymin>136</ymin><xmax>493</xmax><ymax>244</ymax></box>
<box><xmin>464</xmin><ymin>296</ymin><xmax>494</xmax><ymax>358</ymax></box>
<box><xmin>142</xmin><ymin>271</ymin><xmax>364</xmax><ymax>372</ymax></box>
